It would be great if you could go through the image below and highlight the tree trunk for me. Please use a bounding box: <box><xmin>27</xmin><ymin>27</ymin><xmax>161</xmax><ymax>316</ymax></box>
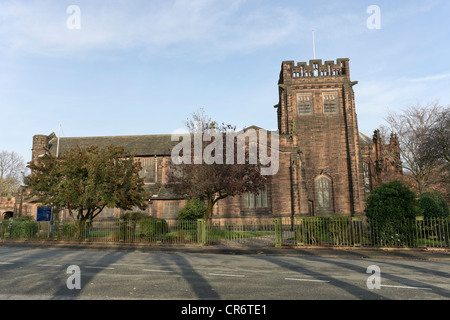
<box><xmin>204</xmin><ymin>197</ymin><xmax>215</xmax><ymax>222</ymax></box>
<box><xmin>417</xmin><ymin>177</ymin><xmax>425</xmax><ymax>195</ymax></box>
<box><xmin>75</xmin><ymin>214</ymin><xmax>88</xmax><ymax>240</ymax></box>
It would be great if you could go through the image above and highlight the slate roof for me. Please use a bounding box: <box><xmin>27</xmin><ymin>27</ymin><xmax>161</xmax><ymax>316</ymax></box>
<box><xmin>48</xmin><ymin>134</ymin><xmax>180</xmax><ymax>157</ymax></box>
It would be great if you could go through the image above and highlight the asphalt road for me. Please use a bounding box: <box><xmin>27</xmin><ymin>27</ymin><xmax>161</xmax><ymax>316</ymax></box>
<box><xmin>0</xmin><ymin>244</ymin><xmax>449</xmax><ymax>302</ymax></box>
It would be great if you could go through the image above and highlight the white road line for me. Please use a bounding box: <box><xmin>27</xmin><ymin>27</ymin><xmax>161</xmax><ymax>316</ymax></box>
<box><xmin>85</xmin><ymin>266</ymin><xmax>115</xmax><ymax>270</ymax></box>
<box><xmin>37</xmin><ymin>264</ymin><xmax>62</xmax><ymax>267</ymax></box>
<box><xmin>208</xmin><ymin>273</ymin><xmax>245</xmax><ymax>278</ymax></box>
<box><xmin>0</xmin><ymin>262</ymin><xmax>14</xmax><ymax>265</ymax></box>
<box><xmin>380</xmin><ymin>284</ymin><xmax>432</xmax><ymax>291</ymax></box>
<box><xmin>142</xmin><ymin>269</ymin><xmax>174</xmax><ymax>273</ymax></box>
<box><xmin>285</xmin><ymin>278</ymin><xmax>330</xmax><ymax>283</ymax></box>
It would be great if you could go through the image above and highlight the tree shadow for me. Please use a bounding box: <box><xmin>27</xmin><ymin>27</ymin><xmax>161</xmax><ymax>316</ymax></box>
<box><xmin>252</xmin><ymin>254</ymin><xmax>450</xmax><ymax>299</ymax></box>
<box><xmin>249</xmin><ymin>255</ymin><xmax>385</xmax><ymax>299</ymax></box>
<box><xmin>166</xmin><ymin>253</ymin><xmax>221</xmax><ymax>299</ymax></box>
<box><xmin>0</xmin><ymin>244</ymin><xmax>221</xmax><ymax>299</ymax></box>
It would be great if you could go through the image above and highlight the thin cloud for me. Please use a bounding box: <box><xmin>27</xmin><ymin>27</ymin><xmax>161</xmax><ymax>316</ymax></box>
<box><xmin>0</xmin><ymin>0</ymin><xmax>304</xmax><ymax>59</ymax></box>
<box><xmin>400</xmin><ymin>73</ymin><xmax>450</xmax><ymax>83</ymax></box>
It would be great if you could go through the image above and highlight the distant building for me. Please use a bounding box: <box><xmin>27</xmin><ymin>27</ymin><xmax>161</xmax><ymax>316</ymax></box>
<box><xmin>21</xmin><ymin>58</ymin><xmax>401</xmax><ymax>223</ymax></box>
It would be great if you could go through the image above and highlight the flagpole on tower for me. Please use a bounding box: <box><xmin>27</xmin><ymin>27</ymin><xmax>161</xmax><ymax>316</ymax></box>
<box><xmin>312</xmin><ymin>30</ymin><xmax>316</xmax><ymax>59</ymax></box>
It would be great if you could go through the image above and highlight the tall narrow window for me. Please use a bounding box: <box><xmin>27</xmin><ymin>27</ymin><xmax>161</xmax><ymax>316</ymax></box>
<box><xmin>139</xmin><ymin>158</ymin><xmax>155</xmax><ymax>183</ymax></box>
<box><xmin>297</xmin><ymin>93</ymin><xmax>313</xmax><ymax>115</ymax></box>
<box><xmin>363</xmin><ymin>162</ymin><xmax>371</xmax><ymax>193</ymax></box>
<box><xmin>322</xmin><ymin>92</ymin><xmax>339</xmax><ymax>114</ymax></box>
<box><xmin>316</xmin><ymin>177</ymin><xmax>332</xmax><ymax>210</ymax></box>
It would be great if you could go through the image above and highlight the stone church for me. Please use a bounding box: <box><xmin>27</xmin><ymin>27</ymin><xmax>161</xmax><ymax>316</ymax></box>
<box><xmin>25</xmin><ymin>58</ymin><xmax>400</xmax><ymax>223</ymax></box>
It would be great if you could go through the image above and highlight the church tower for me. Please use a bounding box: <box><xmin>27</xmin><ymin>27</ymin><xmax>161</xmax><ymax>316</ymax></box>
<box><xmin>275</xmin><ymin>58</ymin><xmax>365</xmax><ymax>216</ymax></box>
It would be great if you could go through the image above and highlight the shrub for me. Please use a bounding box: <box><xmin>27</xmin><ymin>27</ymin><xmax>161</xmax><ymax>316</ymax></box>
<box><xmin>54</xmin><ymin>222</ymin><xmax>77</xmax><ymax>239</ymax></box>
<box><xmin>139</xmin><ymin>217</ymin><xmax>169</xmax><ymax>240</ymax></box>
<box><xmin>419</xmin><ymin>195</ymin><xmax>445</xmax><ymax>218</ymax></box>
<box><xmin>420</xmin><ymin>191</ymin><xmax>449</xmax><ymax>217</ymax></box>
<box><xmin>178</xmin><ymin>198</ymin><xmax>206</xmax><ymax>221</ymax></box>
<box><xmin>114</xmin><ymin>211</ymin><xmax>148</xmax><ymax>241</ymax></box>
<box><xmin>112</xmin><ymin>221</ymin><xmax>135</xmax><ymax>241</ymax></box>
<box><xmin>365</xmin><ymin>180</ymin><xmax>420</xmax><ymax>247</ymax></box>
<box><xmin>365</xmin><ymin>180</ymin><xmax>420</xmax><ymax>220</ymax></box>
<box><xmin>10</xmin><ymin>216</ymin><xmax>38</xmax><ymax>239</ymax></box>
<box><xmin>120</xmin><ymin>211</ymin><xmax>148</xmax><ymax>221</ymax></box>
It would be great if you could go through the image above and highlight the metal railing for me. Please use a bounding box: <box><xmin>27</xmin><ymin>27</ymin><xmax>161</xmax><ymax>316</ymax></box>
<box><xmin>294</xmin><ymin>216</ymin><xmax>450</xmax><ymax>248</ymax></box>
<box><xmin>0</xmin><ymin>216</ymin><xmax>449</xmax><ymax>249</ymax></box>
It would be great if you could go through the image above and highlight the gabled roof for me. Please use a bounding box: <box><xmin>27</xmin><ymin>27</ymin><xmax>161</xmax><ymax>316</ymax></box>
<box><xmin>358</xmin><ymin>132</ymin><xmax>373</xmax><ymax>146</ymax></box>
<box><xmin>48</xmin><ymin>134</ymin><xmax>179</xmax><ymax>157</ymax></box>
<box><xmin>46</xmin><ymin>124</ymin><xmax>278</xmax><ymax>158</ymax></box>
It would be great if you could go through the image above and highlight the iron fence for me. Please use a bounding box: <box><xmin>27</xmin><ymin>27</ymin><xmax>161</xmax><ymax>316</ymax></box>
<box><xmin>0</xmin><ymin>216</ymin><xmax>448</xmax><ymax>249</ymax></box>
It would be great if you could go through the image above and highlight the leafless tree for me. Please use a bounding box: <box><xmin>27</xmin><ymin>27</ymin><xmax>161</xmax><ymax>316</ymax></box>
<box><xmin>384</xmin><ymin>101</ymin><xmax>447</xmax><ymax>194</ymax></box>
<box><xmin>422</xmin><ymin>107</ymin><xmax>449</xmax><ymax>164</ymax></box>
<box><xmin>0</xmin><ymin>150</ymin><xmax>26</xmax><ymax>196</ymax></box>
<box><xmin>167</xmin><ymin>109</ymin><xmax>270</xmax><ymax>221</ymax></box>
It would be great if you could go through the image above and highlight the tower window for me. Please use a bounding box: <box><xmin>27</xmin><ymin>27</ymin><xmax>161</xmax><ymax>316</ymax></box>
<box><xmin>297</xmin><ymin>93</ymin><xmax>313</xmax><ymax>115</ymax></box>
<box><xmin>323</xmin><ymin>92</ymin><xmax>339</xmax><ymax>114</ymax></box>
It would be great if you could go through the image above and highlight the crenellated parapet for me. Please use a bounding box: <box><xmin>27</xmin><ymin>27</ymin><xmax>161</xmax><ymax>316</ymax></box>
<box><xmin>279</xmin><ymin>58</ymin><xmax>350</xmax><ymax>83</ymax></box>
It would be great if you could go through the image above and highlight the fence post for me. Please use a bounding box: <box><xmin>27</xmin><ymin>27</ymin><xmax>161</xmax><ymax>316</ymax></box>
<box><xmin>274</xmin><ymin>218</ymin><xmax>282</xmax><ymax>247</ymax></box>
<box><xmin>295</xmin><ymin>218</ymin><xmax>304</xmax><ymax>246</ymax></box>
<box><xmin>415</xmin><ymin>216</ymin><xmax>425</xmax><ymax>248</ymax></box>
<box><xmin>352</xmin><ymin>217</ymin><xmax>362</xmax><ymax>247</ymax></box>
<box><xmin>197</xmin><ymin>219</ymin><xmax>206</xmax><ymax>245</ymax></box>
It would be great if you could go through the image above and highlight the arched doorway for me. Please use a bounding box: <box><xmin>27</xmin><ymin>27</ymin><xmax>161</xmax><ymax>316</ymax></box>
<box><xmin>3</xmin><ymin>211</ymin><xmax>13</xmax><ymax>220</ymax></box>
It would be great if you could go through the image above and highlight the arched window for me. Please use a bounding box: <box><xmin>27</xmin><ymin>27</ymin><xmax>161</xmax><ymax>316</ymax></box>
<box><xmin>316</xmin><ymin>176</ymin><xmax>332</xmax><ymax>210</ymax></box>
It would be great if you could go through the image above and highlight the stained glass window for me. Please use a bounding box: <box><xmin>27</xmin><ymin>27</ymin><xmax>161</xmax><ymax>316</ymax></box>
<box><xmin>316</xmin><ymin>177</ymin><xmax>331</xmax><ymax>210</ymax></box>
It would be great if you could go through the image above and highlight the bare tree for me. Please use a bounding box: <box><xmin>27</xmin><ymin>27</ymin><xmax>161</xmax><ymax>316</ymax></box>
<box><xmin>422</xmin><ymin>107</ymin><xmax>449</xmax><ymax>164</ymax></box>
<box><xmin>384</xmin><ymin>101</ymin><xmax>447</xmax><ymax>194</ymax></box>
<box><xmin>167</xmin><ymin>109</ymin><xmax>271</xmax><ymax>221</ymax></box>
<box><xmin>0</xmin><ymin>151</ymin><xmax>26</xmax><ymax>196</ymax></box>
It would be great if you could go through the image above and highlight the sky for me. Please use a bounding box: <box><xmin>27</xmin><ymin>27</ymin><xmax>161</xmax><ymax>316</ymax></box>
<box><xmin>1</xmin><ymin>0</ymin><xmax>449</xmax><ymax>164</ymax></box>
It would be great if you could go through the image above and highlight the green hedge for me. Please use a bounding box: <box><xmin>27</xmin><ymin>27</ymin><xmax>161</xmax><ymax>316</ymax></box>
<box><xmin>9</xmin><ymin>216</ymin><xmax>38</xmax><ymax>239</ymax></box>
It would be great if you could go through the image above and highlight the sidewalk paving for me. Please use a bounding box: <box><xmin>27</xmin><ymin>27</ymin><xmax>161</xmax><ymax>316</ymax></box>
<box><xmin>1</xmin><ymin>240</ymin><xmax>449</xmax><ymax>261</ymax></box>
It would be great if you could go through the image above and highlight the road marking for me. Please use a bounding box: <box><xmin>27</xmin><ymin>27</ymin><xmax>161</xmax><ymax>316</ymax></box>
<box><xmin>285</xmin><ymin>278</ymin><xmax>330</xmax><ymax>283</ymax></box>
<box><xmin>0</xmin><ymin>262</ymin><xmax>14</xmax><ymax>265</ymax></box>
<box><xmin>85</xmin><ymin>266</ymin><xmax>115</xmax><ymax>270</ymax></box>
<box><xmin>208</xmin><ymin>273</ymin><xmax>245</xmax><ymax>278</ymax></box>
<box><xmin>142</xmin><ymin>269</ymin><xmax>174</xmax><ymax>273</ymax></box>
<box><xmin>380</xmin><ymin>284</ymin><xmax>432</xmax><ymax>291</ymax></box>
<box><xmin>37</xmin><ymin>264</ymin><xmax>62</xmax><ymax>267</ymax></box>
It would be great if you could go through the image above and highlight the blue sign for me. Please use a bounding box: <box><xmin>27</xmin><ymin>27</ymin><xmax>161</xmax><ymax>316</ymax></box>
<box><xmin>37</xmin><ymin>206</ymin><xmax>52</xmax><ymax>222</ymax></box>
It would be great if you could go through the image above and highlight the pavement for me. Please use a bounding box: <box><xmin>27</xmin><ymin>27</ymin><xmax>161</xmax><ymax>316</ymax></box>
<box><xmin>1</xmin><ymin>240</ymin><xmax>449</xmax><ymax>261</ymax></box>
